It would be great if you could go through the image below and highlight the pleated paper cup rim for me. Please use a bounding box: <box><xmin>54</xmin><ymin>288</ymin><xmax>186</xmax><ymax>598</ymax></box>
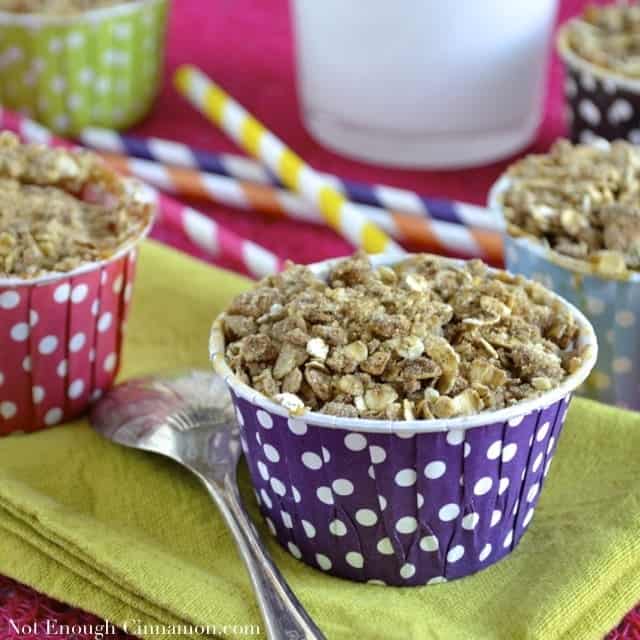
<box><xmin>0</xmin><ymin>178</ymin><xmax>155</xmax><ymax>288</ymax></box>
<box><xmin>488</xmin><ymin>174</ymin><xmax>640</xmax><ymax>285</ymax></box>
<box><xmin>0</xmin><ymin>0</ymin><xmax>164</xmax><ymax>26</ymax></box>
<box><xmin>557</xmin><ymin>20</ymin><xmax>640</xmax><ymax>95</ymax></box>
<box><xmin>210</xmin><ymin>253</ymin><xmax>598</xmax><ymax>435</ymax></box>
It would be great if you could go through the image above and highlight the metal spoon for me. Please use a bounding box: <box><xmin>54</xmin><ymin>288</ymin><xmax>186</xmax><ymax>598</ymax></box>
<box><xmin>90</xmin><ymin>370</ymin><xmax>325</xmax><ymax>640</ymax></box>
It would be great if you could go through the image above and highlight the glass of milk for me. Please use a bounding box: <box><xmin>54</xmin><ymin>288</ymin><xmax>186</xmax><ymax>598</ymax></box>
<box><xmin>291</xmin><ymin>0</ymin><xmax>558</xmax><ymax>169</ymax></box>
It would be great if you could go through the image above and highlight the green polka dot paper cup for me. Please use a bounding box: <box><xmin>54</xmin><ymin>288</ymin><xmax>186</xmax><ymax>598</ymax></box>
<box><xmin>0</xmin><ymin>0</ymin><xmax>169</xmax><ymax>135</ymax></box>
<box><xmin>210</xmin><ymin>255</ymin><xmax>597</xmax><ymax>586</ymax></box>
<box><xmin>489</xmin><ymin>176</ymin><xmax>640</xmax><ymax>411</ymax></box>
<box><xmin>0</xmin><ymin>183</ymin><xmax>153</xmax><ymax>436</ymax></box>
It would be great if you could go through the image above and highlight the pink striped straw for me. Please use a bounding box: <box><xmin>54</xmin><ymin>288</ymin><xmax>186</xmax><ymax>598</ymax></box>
<box><xmin>0</xmin><ymin>109</ymin><xmax>283</xmax><ymax>279</ymax></box>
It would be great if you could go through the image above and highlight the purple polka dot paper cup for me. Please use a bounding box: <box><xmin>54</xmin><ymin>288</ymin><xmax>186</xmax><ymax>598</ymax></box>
<box><xmin>0</xmin><ymin>181</ymin><xmax>153</xmax><ymax>436</ymax></box>
<box><xmin>557</xmin><ymin>21</ymin><xmax>640</xmax><ymax>145</ymax></box>
<box><xmin>489</xmin><ymin>175</ymin><xmax>640</xmax><ymax>411</ymax></box>
<box><xmin>209</xmin><ymin>254</ymin><xmax>597</xmax><ymax>587</ymax></box>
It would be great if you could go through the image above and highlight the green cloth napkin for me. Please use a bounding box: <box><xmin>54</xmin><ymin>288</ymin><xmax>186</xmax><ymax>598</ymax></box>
<box><xmin>0</xmin><ymin>240</ymin><xmax>639</xmax><ymax>640</ymax></box>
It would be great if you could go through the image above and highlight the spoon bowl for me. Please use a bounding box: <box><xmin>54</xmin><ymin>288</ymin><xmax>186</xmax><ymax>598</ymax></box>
<box><xmin>91</xmin><ymin>371</ymin><xmax>239</xmax><ymax>475</ymax></box>
<box><xmin>90</xmin><ymin>370</ymin><xmax>325</xmax><ymax>640</ymax></box>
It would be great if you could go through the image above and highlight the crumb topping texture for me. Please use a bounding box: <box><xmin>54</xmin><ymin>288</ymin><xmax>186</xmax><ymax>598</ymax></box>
<box><xmin>0</xmin><ymin>132</ymin><xmax>151</xmax><ymax>279</ymax></box>
<box><xmin>567</xmin><ymin>3</ymin><xmax>640</xmax><ymax>78</ymax></box>
<box><xmin>221</xmin><ymin>252</ymin><xmax>587</xmax><ymax>420</ymax></box>
<box><xmin>502</xmin><ymin>140</ymin><xmax>640</xmax><ymax>276</ymax></box>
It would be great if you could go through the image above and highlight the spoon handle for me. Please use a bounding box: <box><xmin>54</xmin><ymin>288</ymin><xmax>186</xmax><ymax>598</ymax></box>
<box><xmin>198</xmin><ymin>473</ymin><xmax>326</xmax><ymax>640</ymax></box>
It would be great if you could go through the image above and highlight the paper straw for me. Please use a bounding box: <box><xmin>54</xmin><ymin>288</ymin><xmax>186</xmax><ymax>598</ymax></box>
<box><xmin>75</xmin><ymin>126</ymin><xmax>503</xmax><ymax>233</ymax></box>
<box><xmin>0</xmin><ymin>108</ymin><xmax>503</xmax><ymax>264</ymax></box>
<box><xmin>0</xmin><ymin>108</ymin><xmax>282</xmax><ymax>279</ymax></box>
<box><xmin>99</xmin><ymin>151</ymin><xmax>503</xmax><ymax>263</ymax></box>
<box><xmin>147</xmin><ymin>188</ymin><xmax>283</xmax><ymax>279</ymax></box>
<box><xmin>174</xmin><ymin>65</ymin><xmax>404</xmax><ymax>256</ymax></box>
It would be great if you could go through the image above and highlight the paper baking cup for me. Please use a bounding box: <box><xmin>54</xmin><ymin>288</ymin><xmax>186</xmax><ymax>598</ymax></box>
<box><xmin>489</xmin><ymin>175</ymin><xmax>640</xmax><ymax>411</ymax></box>
<box><xmin>210</xmin><ymin>255</ymin><xmax>597</xmax><ymax>586</ymax></box>
<box><xmin>557</xmin><ymin>21</ymin><xmax>640</xmax><ymax>144</ymax></box>
<box><xmin>0</xmin><ymin>188</ymin><xmax>153</xmax><ymax>436</ymax></box>
<box><xmin>0</xmin><ymin>0</ymin><xmax>169</xmax><ymax>135</ymax></box>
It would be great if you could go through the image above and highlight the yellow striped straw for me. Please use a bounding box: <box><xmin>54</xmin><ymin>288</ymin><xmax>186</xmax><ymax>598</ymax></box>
<box><xmin>174</xmin><ymin>65</ymin><xmax>404</xmax><ymax>255</ymax></box>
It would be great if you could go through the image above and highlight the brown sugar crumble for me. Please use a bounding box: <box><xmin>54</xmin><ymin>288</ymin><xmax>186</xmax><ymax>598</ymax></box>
<box><xmin>0</xmin><ymin>0</ymin><xmax>136</xmax><ymax>13</ymax></box>
<box><xmin>566</xmin><ymin>3</ymin><xmax>640</xmax><ymax>78</ymax></box>
<box><xmin>220</xmin><ymin>252</ymin><xmax>588</xmax><ymax>420</ymax></box>
<box><xmin>501</xmin><ymin>140</ymin><xmax>640</xmax><ymax>276</ymax></box>
<box><xmin>0</xmin><ymin>132</ymin><xmax>152</xmax><ymax>279</ymax></box>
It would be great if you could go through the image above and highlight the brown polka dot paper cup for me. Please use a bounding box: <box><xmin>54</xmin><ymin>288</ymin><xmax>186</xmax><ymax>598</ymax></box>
<box><xmin>0</xmin><ymin>184</ymin><xmax>153</xmax><ymax>436</ymax></box>
<box><xmin>557</xmin><ymin>20</ymin><xmax>640</xmax><ymax>144</ymax></box>
<box><xmin>210</xmin><ymin>255</ymin><xmax>597</xmax><ymax>586</ymax></box>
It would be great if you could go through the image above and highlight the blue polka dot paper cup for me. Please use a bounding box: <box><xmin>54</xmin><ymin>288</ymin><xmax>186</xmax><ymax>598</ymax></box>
<box><xmin>557</xmin><ymin>20</ymin><xmax>640</xmax><ymax>144</ymax></box>
<box><xmin>0</xmin><ymin>181</ymin><xmax>153</xmax><ymax>436</ymax></box>
<box><xmin>0</xmin><ymin>0</ymin><xmax>169</xmax><ymax>135</ymax></box>
<box><xmin>210</xmin><ymin>255</ymin><xmax>597</xmax><ymax>587</ymax></box>
<box><xmin>489</xmin><ymin>176</ymin><xmax>640</xmax><ymax>411</ymax></box>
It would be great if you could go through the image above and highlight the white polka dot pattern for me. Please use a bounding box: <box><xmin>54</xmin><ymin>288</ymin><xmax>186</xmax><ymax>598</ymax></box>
<box><xmin>424</xmin><ymin>460</ymin><xmax>446</xmax><ymax>479</ymax></box>
<box><xmin>394</xmin><ymin>468</ymin><xmax>417</xmax><ymax>487</ymax></box>
<box><xmin>446</xmin><ymin>545</ymin><xmax>465</xmax><ymax>563</ymax></box>
<box><xmin>302</xmin><ymin>520</ymin><xmax>316</xmax><ymax>539</ymax></box>
<box><xmin>568</xmin><ymin>73</ymin><xmax>640</xmax><ymax>346</ymax></box>
<box><xmin>0</xmin><ymin>249</ymin><xmax>137</xmax><ymax>435</ymax></box>
<box><xmin>479</xmin><ymin>544</ymin><xmax>492</xmax><ymax>562</ymax></box>
<box><xmin>0</xmin><ymin>291</ymin><xmax>20</xmax><ymax>310</ymax></box>
<box><xmin>270</xmin><ymin>477</ymin><xmax>286</xmax><ymax>497</ymax></box>
<box><xmin>0</xmin><ymin>3</ymin><xmax>167</xmax><ymax>136</ymax></box>
<box><xmin>288</xmin><ymin>418</ymin><xmax>307</xmax><ymax>435</ymax></box>
<box><xmin>345</xmin><ymin>432</ymin><xmax>367</xmax><ymax>451</ymax></box>
<box><xmin>232</xmin><ymin>389</ymin><xmax>573</xmax><ymax>586</ymax></box>
<box><xmin>301</xmin><ymin>451</ymin><xmax>322</xmax><ymax>470</ymax></box>
<box><xmin>369</xmin><ymin>445</ymin><xmax>386</xmax><ymax>464</ymax></box>
<box><xmin>578</xmin><ymin>98</ymin><xmax>601</xmax><ymax>126</ymax></box>
<box><xmin>377</xmin><ymin>537</ymin><xmax>393</xmax><ymax>555</ymax></box>
<box><xmin>345</xmin><ymin>552</ymin><xmax>364</xmax><ymax>569</ymax></box>
<box><xmin>355</xmin><ymin>509</ymin><xmax>377</xmax><ymax>527</ymax></box>
<box><xmin>0</xmin><ymin>402</ymin><xmax>17</xmax><ymax>419</ymax></box>
<box><xmin>329</xmin><ymin>519</ymin><xmax>347</xmax><ymax>536</ymax></box>
<box><xmin>395</xmin><ymin>516</ymin><xmax>418</xmax><ymax>534</ymax></box>
<box><xmin>561</xmin><ymin>62</ymin><xmax>640</xmax><ymax>399</ymax></box>
<box><xmin>417</xmin><ymin>535</ymin><xmax>437</xmax><ymax>553</ymax></box>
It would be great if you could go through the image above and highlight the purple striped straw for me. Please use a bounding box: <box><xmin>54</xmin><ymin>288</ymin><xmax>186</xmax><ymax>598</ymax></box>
<box><xmin>76</xmin><ymin>127</ymin><xmax>504</xmax><ymax>233</ymax></box>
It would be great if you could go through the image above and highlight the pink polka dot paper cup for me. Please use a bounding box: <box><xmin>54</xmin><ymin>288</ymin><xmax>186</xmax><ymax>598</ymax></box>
<box><xmin>210</xmin><ymin>255</ymin><xmax>598</xmax><ymax>587</ymax></box>
<box><xmin>0</xmin><ymin>183</ymin><xmax>153</xmax><ymax>436</ymax></box>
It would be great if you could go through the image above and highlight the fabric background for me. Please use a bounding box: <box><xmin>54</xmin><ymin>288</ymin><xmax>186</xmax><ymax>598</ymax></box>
<box><xmin>1</xmin><ymin>0</ymin><xmax>639</xmax><ymax>638</ymax></box>
<box><xmin>0</xmin><ymin>241</ymin><xmax>639</xmax><ymax>640</ymax></box>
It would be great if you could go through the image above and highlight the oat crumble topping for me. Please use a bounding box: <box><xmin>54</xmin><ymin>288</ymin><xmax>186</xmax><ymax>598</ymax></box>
<box><xmin>566</xmin><ymin>3</ymin><xmax>640</xmax><ymax>78</ymax></box>
<box><xmin>501</xmin><ymin>140</ymin><xmax>640</xmax><ymax>276</ymax></box>
<box><xmin>220</xmin><ymin>252</ymin><xmax>587</xmax><ymax>420</ymax></box>
<box><xmin>0</xmin><ymin>0</ymin><xmax>136</xmax><ymax>13</ymax></box>
<box><xmin>0</xmin><ymin>132</ymin><xmax>152</xmax><ymax>279</ymax></box>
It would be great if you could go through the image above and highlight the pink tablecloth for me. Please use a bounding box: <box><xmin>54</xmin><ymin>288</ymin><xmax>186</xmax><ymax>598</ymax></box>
<box><xmin>145</xmin><ymin>1</ymin><xmax>568</xmax><ymax>274</ymax></box>
<box><xmin>1</xmin><ymin>0</ymin><xmax>639</xmax><ymax>637</ymax></box>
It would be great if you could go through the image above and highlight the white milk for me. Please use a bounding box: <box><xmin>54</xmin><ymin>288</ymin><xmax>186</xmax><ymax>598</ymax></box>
<box><xmin>291</xmin><ymin>0</ymin><xmax>558</xmax><ymax>168</ymax></box>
